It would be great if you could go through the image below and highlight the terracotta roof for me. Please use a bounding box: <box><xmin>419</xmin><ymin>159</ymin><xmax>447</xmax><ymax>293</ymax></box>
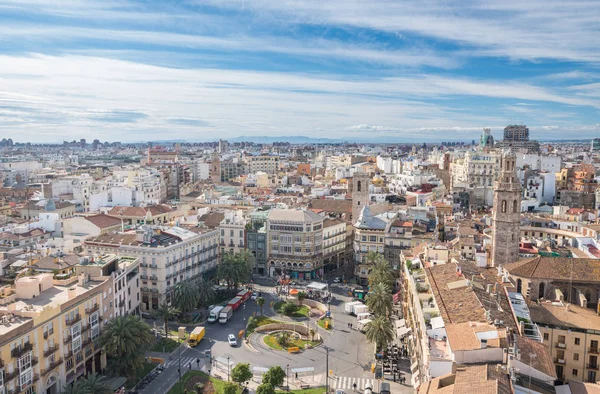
<box><xmin>307</xmin><ymin>198</ymin><xmax>352</xmax><ymax>215</ymax></box>
<box><xmin>323</xmin><ymin>218</ymin><xmax>344</xmax><ymax>228</ymax></box>
<box><xmin>529</xmin><ymin>301</ymin><xmax>600</xmax><ymax>331</ymax></box>
<box><xmin>85</xmin><ymin>214</ymin><xmax>122</xmax><ymax>229</ymax></box>
<box><xmin>515</xmin><ymin>336</ymin><xmax>556</xmax><ymax>378</ymax></box>
<box><xmin>33</xmin><ymin>254</ymin><xmax>80</xmax><ymax>270</ymax></box>
<box><xmin>419</xmin><ymin>364</ymin><xmax>511</xmax><ymax>394</ymax></box>
<box><xmin>504</xmin><ymin>256</ymin><xmax>600</xmax><ymax>282</ymax></box>
<box><xmin>198</xmin><ymin>212</ymin><xmax>225</xmax><ymax>229</ymax></box>
<box><xmin>108</xmin><ymin>205</ymin><xmax>171</xmax><ymax>218</ymax></box>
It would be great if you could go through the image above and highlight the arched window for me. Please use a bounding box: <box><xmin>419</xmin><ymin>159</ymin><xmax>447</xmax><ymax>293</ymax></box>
<box><xmin>513</xmin><ymin>200</ymin><xmax>518</xmax><ymax>213</ymax></box>
<box><xmin>539</xmin><ymin>282</ymin><xmax>545</xmax><ymax>299</ymax></box>
<box><xmin>501</xmin><ymin>200</ymin><xmax>507</xmax><ymax>213</ymax></box>
<box><xmin>357</xmin><ymin>181</ymin><xmax>362</xmax><ymax>192</ymax></box>
<box><xmin>516</xmin><ymin>279</ymin><xmax>522</xmax><ymax>293</ymax></box>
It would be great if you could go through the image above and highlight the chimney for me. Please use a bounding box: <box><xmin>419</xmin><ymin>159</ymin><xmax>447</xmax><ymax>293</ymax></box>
<box><xmin>481</xmin><ymin>339</ymin><xmax>488</xmax><ymax>349</ymax></box>
<box><xmin>136</xmin><ymin>229</ymin><xmax>145</xmax><ymax>243</ymax></box>
<box><xmin>68</xmin><ymin>287</ymin><xmax>77</xmax><ymax>300</ymax></box>
<box><xmin>78</xmin><ymin>274</ymin><xmax>87</xmax><ymax>287</ymax></box>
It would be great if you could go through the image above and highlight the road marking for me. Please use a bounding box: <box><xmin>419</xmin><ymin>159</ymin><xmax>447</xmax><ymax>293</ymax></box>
<box><xmin>331</xmin><ymin>376</ymin><xmax>373</xmax><ymax>390</ymax></box>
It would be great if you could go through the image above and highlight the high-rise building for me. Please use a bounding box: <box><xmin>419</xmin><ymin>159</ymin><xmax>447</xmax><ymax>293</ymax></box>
<box><xmin>503</xmin><ymin>125</ymin><xmax>529</xmax><ymax>141</ymax></box>
<box><xmin>480</xmin><ymin>127</ymin><xmax>494</xmax><ymax>148</ymax></box>
<box><xmin>591</xmin><ymin>138</ymin><xmax>600</xmax><ymax>152</ymax></box>
<box><xmin>491</xmin><ymin>150</ymin><xmax>521</xmax><ymax>267</ymax></box>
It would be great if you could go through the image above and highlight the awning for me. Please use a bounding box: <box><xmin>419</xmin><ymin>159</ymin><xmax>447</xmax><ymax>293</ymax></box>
<box><xmin>290</xmin><ymin>288</ymin><xmax>299</xmax><ymax>295</ymax></box>
<box><xmin>306</xmin><ymin>281</ymin><xmax>328</xmax><ymax>290</ymax></box>
<box><xmin>396</xmin><ymin>327</ymin><xmax>411</xmax><ymax>338</ymax></box>
<box><xmin>395</xmin><ymin>319</ymin><xmax>406</xmax><ymax>329</ymax></box>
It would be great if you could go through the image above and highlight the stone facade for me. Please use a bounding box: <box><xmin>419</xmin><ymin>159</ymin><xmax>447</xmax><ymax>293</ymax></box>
<box><xmin>492</xmin><ymin>151</ymin><xmax>521</xmax><ymax>267</ymax></box>
<box><xmin>352</xmin><ymin>172</ymin><xmax>370</xmax><ymax>222</ymax></box>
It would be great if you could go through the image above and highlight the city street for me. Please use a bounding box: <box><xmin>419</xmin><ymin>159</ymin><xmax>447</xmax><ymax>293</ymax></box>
<box><xmin>139</xmin><ymin>283</ymin><xmax>413</xmax><ymax>393</ymax></box>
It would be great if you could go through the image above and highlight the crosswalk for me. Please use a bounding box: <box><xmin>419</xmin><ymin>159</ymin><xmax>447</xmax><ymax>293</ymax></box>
<box><xmin>330</xmin><ymin>376</ymin><xmax>374</xmax><ymax>390</ymax></box>
<box><xmin>163</xmin><ymin>356</ymin><xmax>200</xmax><ymax>369</ymax></box>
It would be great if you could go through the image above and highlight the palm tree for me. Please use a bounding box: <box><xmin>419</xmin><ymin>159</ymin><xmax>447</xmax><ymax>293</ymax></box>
<box><xmin>368</xmin><ymin>259</ymin><xmax>395</xmax><ymax>290</ymax></box>
<box><xmin>173</xmin><ymin>281</ymin><xmax>200</xmax><ymax>313</ymax></box>
<box><xmin>218</xmin><ymin>253</ymin><xmax>239</xmax><ymax>291</ymax></box>
<box><xmin>233</xmin><ymin>251</ymin><xmax>254</xmax><ymax>292</ymax></box>
<box><xmin>364</xmin><ymin>316</ymin><xmax>395</xmax><ymax>351</ymax></box>
<box><xmin>97</xmin><ymin>315</ymin><xmax>154</xmax><ymax>377</ymax></box>
<box><xmin>61</xmin><ymin>381</ymin><xmax>89</xmax><ymax>394</ymax></box>
<box><xmin>366</xmin><ymin>251</ymin><xmax>383</xmax><ymax>265</ymax></box>
<box><xmin>297</xmin><ymin>291</ymin><xmax>307</xmax><ymax>306</ymax></box>
<box><xmin>257</xmin><ymin>296</ymin><xmax>266</xmax><ymax>316</ymax></box>
<box><xmin>197</xmin><ymin>277</ymin><xmax>216</xmax><ymax>306</ymax></box>
<box><xmin>153</xmin><ymin>303</ymin><xmax>180</xmax><ymax>339</ymax></box>
<box><xmin>366</xmin><ymin>283</ymin><xmax>392</xmax><ymax>317</ymax></box>
<box><xmin>219</xmin><ymin>251</ymin><xmax>254</xmax><ymax>292</ymax></box>
<box><xmin>81</xmin><ymin>373</ymin><xmax>112</xmax><ymax>394</ymax></box>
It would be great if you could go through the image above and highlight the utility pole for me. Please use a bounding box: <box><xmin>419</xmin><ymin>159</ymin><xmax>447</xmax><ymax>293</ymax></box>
<box><xmin>325</xmin><ymin>346</ymin><xmax>330</xmax><ymax>393</ymax></box>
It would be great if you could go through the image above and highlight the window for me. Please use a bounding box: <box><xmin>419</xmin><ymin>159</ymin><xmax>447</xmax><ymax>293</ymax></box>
<box><xmin>19</xmin><ymin>368</ymin><xmax>33</xmax><ymax>388</ymax></box>
<box><xmin>501</xmin><ymin>200</ymin><xmax>507</xmax><ymax>213</ymax></box>
<box><xmin>361</xmin><ymin>236</ymin><xmax>367</xmax><ymax>242</ymax></box>
<box><xmin>369</xmin><ymin>236</ymin><xmax>377</xmax><ymax>242</ymax></box>
<box><xmin>573</xmin><ymin>369</ymin><xmax>578</xmax><ymax>377</ymax></box>
<box><xmin>575</xmin><ymin>338</ymin><xmax>581</xmax><ymax>345</ymax></box>
<box><xmin>66</xmin><ymin>358</ymin><xmax>73</xmax><ymax>370</ymax></box>
<box><xmin>543</xmin><ymin>333</ymin><xmax>549</xmax><ymax>341</ymax></box>
<box><xmin>574</xmin><ymin>353</ymin><xmax>579</xmax><ymax>361</ymax></box>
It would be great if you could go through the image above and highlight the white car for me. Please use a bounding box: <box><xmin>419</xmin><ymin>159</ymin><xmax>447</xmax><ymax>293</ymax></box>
<box><xmin>335</xmin><ymin>390</ymin><xmax>345</xmax><ymax>394</ymax></box>
<box><xmin>251</xmin><ymin>293</ymin><xmax>258</xmax><ymax>300</ymax></box>
<box><xmin>228</xmin><ymin>334</ymin><xmax>237</xmax><ymax>347</ymax></box>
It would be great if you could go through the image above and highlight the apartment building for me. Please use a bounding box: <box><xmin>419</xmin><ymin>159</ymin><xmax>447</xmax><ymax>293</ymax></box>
<box><xmin>219</xmin><ymin>210</ymin><xmax>247</xmax><ymax>255</ymax></box>
<box><xmin>247</xmin><ymin>209</ymin><xmax>269</xmax><ymax>276</ymax></box>
<box><xmin>266</xmin><ymin>209</ymin><xmax>324</xmax><ymax>280</ymax></box>
<box><xmin>74</xmin><ymin>254</ymin><xmax>141</xmax><ymax>317</ymax></box>
<box><xmin>322</xmin><ymin>218</ymin><xmax>349</xmax><ymax>275</ymax></box>
<box><xmin>246</xmin><ymin>155</ymin><xmax>279</xmax><ymax>175</ymax></box>
<box><xmin>0</xmin><ymin>272</ymin><xmax>113</xmax><ymax>394</ymax></box>
<box><xmin>84</xmin><ymin>226</ymin><xmax>219</xmax><ymax>312</ymax></box>
<box><xmin>530</xmin><ymin>300</ymin><xmax>600</xmax><ymax>384</ymax></box>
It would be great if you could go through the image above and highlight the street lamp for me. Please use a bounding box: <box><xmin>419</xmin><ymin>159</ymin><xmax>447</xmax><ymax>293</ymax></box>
<box><xmin>325</xmin><ymin>346</ymin><xmax>330</xmax><ymax>394</ymax></box>
<box><xmin>286</xmin><ymin>364</ymin><xmax>290</xmax><ymax>391</ymax></box>
<box><xmin>227</xmin><ymin>356</ymin><xmax>230</xmax><ymax>382</ymax></box>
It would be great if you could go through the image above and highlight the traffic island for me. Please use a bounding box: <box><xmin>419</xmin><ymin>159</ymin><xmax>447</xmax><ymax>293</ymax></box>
<box><xmin>262</xmin><ymin>330</ymin><xmax>321</xmax><ymax>352</ymax></box>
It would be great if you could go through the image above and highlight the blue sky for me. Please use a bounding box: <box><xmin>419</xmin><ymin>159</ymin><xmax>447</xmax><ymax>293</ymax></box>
<box><xmin>0</xmin><ymin>0</ymin><xmax>599</xmax><ymax>143</ymax></box>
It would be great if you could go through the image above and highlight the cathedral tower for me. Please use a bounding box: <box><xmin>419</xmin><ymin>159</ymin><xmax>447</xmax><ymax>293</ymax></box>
<box><xmin>352</xmin><ymin>171</ymin><xmax>370</xmax><ymax>222</ymax></box>
<box><xmin>491</xmin><ymin>150</ymin><xmax>521</xmax><ymax>267</ymax></box>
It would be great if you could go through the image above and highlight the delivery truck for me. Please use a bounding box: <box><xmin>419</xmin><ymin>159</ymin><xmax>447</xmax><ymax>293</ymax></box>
<box><xmin>345</xmin><ymin>301</ymin><xmax>363</xmax><ymax>314</ymax></box>
<box><xmin>188</xmin><ymin>326</ymin><xmax>205</xmax><ymax>347</ymax></box>
<box><xmin>237</xmin><ymin>289</ymin><xmax>252</xmax><ymax>303</ymax></box>
<box><xmin>353</xmin><ymin>304</ymin><xmax>369</xmax><ymax>316</ymax></box>
<box><xmin>228</xmin><ymin>296</ymin><xmax>243</xmax><ymax>311</ymax></box>
<box><xmin>219</xmin><ymin>306</ymin><xmax>233</xmax><ymax>324</ymax></box>
<box><xmin>208</xmin><ymin>306</ymin><xmax>224</xmax><ymax>323</ymax></box>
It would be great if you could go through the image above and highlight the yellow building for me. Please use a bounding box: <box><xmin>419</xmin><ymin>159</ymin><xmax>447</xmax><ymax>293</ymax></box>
<box><xmin>530</xmin><ymin>300</ymin><xmax>600</xmax><ymax>384</ymax></box>
<box><xmin>0</xmin><ymin>271</ymin><xmax>113</xmax><ymax>394</ymax></box>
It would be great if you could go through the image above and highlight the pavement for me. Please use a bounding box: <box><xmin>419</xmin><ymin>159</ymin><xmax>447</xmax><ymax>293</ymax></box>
<box><xmin>137</xmin><ymin>281</ymin><xmax>414</xmax><ymax>393</ymax></box>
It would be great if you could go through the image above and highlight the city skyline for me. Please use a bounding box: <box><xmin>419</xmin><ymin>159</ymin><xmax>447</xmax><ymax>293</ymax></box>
<box><xmin>1</xmin><ymin>0</ymin><xmax>599</xmax><ymax>142</ymax></box>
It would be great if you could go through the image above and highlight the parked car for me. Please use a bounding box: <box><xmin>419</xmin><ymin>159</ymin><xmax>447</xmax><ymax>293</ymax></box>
<box><xmin>251</xmin><ymin>293</ymin><xmax>258</xmax><ymax>300</ymax></box>
<box><xmin>228</xmin><ymin>334</ymin><xmax>237</xmax><ymax>347</ymax></box>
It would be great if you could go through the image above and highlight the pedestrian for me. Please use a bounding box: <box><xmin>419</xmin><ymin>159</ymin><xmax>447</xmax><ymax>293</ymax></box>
<box><xmin>295</xmin><ymin>372</ymin><xmax>298</xmax><ymax>379</ymax></box>
<box><xmin>196</xmin><ymin>358</ymin><xmax>200</xmax><ymax>368</ymax></box>
<box><xmin>188</xmin><ymin>362</ymin><xmax>192</xmax><ymax>370</ymax></box>
<box><xmin>353</xmin><ymin>382</ymin><xmax>357</xmax><ymax>391</ymax></box>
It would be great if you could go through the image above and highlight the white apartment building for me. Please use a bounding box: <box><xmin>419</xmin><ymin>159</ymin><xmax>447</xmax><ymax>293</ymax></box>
<box><xmin>83</xmin><ymin>226</ymin><xmax>219</xmax><ymax>312</ymax></box>
<box><xmin>219</xmin><ymin>210</ymin><xmax>247</xmax><ymax>255</ymax></box>
<box><xmin>516</xmin><ymin>153</ymin><xmax>561</xmax><ymax>173</ymax></box>
<box><xmin>246</xmin><ymin>155</ymin><xmax>280</xmax><ymax>175</ymax></box>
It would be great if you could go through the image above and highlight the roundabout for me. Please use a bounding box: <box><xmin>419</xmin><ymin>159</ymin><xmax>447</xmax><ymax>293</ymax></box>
<box><xmin>261</xmin><ymin>330</ymin><xmax>322</xmax><ymax>351</ymax></box>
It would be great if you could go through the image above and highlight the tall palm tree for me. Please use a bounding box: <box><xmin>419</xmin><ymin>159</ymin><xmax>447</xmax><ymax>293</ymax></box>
<box><xmin>233</xmin><ymin>251</ymin><xmax>254</xmax><ymax>292</ymax></box>
<box><xmin>97</xmin><ymin>315</ymin><xmax>154</xmax><ymax>377</ymax></box>
<box><xmin>173</xmin><ymin>281</ymin><xmax>200</xmax><ymax>313</ymax></box>
<box><xmin>366</xmin><ymin>251</ymin><xmax>383</xmax><ymax>265</ymax></box>
<box><xmin>368</xmin><ymin>259</ymin><xmax>395</xmax><ymax>290</ymax></box>
<box><xmin>153</xmin><ymin>303</ymin><xmax>180</xmax><ymax>339</ymax></box>
<box><xmin>218</xmin><ymin>253</ymin><xmax>238</xmax><ymax>291</ymax></box>
<box><xmin>364</xmin><ymin>316</ymin><xmax>395</xmax><ymax>351</ymax></box>
<box><xmin>81</xmin><ymin>373</ymin><xmax>112</xmax><ymax>394</ymax></box>
<box><xmin>197</xmin><ymin>277</ymin><xmax>216</xmax><ymax>307</ymax></box>
<box><xmin>61</xmin><ymin>381</ymin><xmax>89</xmax><ymax>394</ymax></box>
<box><xmin>366</xmin><ymin>283</ymin><xmax>392</xmax><ymax>317</ymax></box>
<box><xmin>257</xmin><ymin>296</ymin><xmax>266</xmax><ymax>316</ymax></box>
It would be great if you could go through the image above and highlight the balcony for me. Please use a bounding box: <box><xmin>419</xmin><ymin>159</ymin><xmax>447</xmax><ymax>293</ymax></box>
<box><xmin>587</xmin><ymin>364</ymin><xmax>599</xmax><ymax>370</ymax></box>
<box><xmin>63</xmin><ymin>335</ymin><xmax>72</xmax><ymax>344</ymax></box>
<box><xmin>150</xmin><ymin>276</ymin><xmax>158</xmax><ymax>281</ymax></box>
<box><xmin>44</xmin><ymin>344</ymin><xmax>59</xmax><ymax>357</ymax></box>
<box><xmin>41</xmin><ymin>358</ymin><xmax>63</xmax><ymax>376</ymax></box>
<box><xmin>556</xmin><ymin>342</ymin><xmax>566</xmax><ymax>349</ymax></box>
<box><xmin>11</xmin><ymin>342</ymin><xmax>33</xmax><ymax>358</ymax></box>
<box><xmin>43</xmin><ymin>329</ymin><xmax>54</xmax><ymax>339</ymax></box>
<box><xmin>589</xmin><ymin>347</ymin><xmax>599</xmax><ymax>354</ymax></box>
<box><xmin>5</xmin><ymin>369</ymin><xmax>19</xmax><ymax>382</ymax></box>
<box><xmin>85</xmin><ymin>304</ymin><xmax>99</xmax><ymax>314</ymax></box>
<box><xmin>82</xmin><ymin>337</ymin><xmax>92</xmax><ymax>348</ymax></box>
<box><xmin>66</xmin><ymin>314</ymin><xmax>81</xmax><ymax>326</ymax></box>
<box><xmin>32</xmin><ymin>357</ymin><xmax>38</xmax><ymax>366</ymax></box>
<box><xmin>554</xmin><ymin>358</ymin><xmax>566</xmax><ymax>364</ymax></box>
<box><xmin>81</xmin><ymin>324</ymin><xmax>90</xmax><ymax>333</ymax></box>
<box><xmin>0</xmin><ymin>358</ymin><xmax>3</xmax><ymax>368</ymax></box>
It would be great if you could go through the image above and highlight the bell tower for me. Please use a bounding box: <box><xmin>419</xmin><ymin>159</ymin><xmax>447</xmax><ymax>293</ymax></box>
<box><xmin>491</xmin><ymin>150</ymin><xmax>521</xmax><ymax>267</ymax></box>
<box><xmin>352</xmin><ymin>171</ymin><xmax>370</xmax><ymax>222</ymax></box>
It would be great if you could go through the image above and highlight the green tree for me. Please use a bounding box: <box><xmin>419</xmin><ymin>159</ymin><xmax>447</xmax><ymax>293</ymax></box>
<box><xmin>257</xmin><ymin>296</ymin><xmax>266</xmax><ymax>315</ymax></box>
<box><xmin>81</xmin><ymin>373</ymin><xmax>112</xmax><ymax>394</ymax></box>
<box><xmin>366</xmin><ymin>251</ymin><xmax>384</xmax><ymax>265</ymax></box>
<box><xmin>223</xmin><ymin>381</ymin><xmax>239</xmax><ymax>394</ymax></box>
<box><xmin>364</xmin><ymin>315</ymin><xmax>395</xmax><ymax>351</ymax></box>
<box><xmin>282</xmin><ymin>302</ymin><xmax>298</xmax><ymax>316</ymax></box>
<box><xmin>233</xmin><ymin>251</ymin><xmax>254</xmax><ymax>292</ymax></box>
<box><xmin>368</xmin><ymin>259</ymin><xmax>395</xmax><ymax>290</ymax></box>
<box><xmin>197</xmin><ymin>277</ymin><xmax>216</xmax><ymax>306</ymax></box>
<box><xmin>366</xmin><ymin>283</ymin><xmax>392</xmax><ymax>317</ymax></box>
<box><xmin>61</xmin><ymin>381</ymin><xmax>89</xmax><ymax>394</ymax></box>
<box><xmin>276</xmin><ymin>332</ymin><xmax>292</xmax><ymax>347</ymax></box>
<box><xmin>231</xmin><ymin>362</ymin><xmax>253</xmax><ymax>385</ymax></box>
<box><xmin>219</xmin><ymin>253</ymin><xmax>240</xmax><ymax>291</ymax></box>
<box><xmin>256</xmin><ymin>383</ymin><xmax>276</xmax><ymax>394</ymax></box>
<box><xmin>297</xmin><ymin>291</ymin><xmax>307</xmax><ymax>306</ymax></box>
<box><xmin>97</xmin><ymin>315</ymin><xmax>154</xmax><ymax>377</ymax></box>
<box><xmin>262</xmin><ymin>366</ymin><xmax>286</xmax><ymax>388</ymax></box>
<box><xmin>153</xmin><ymin>303</ymin><xmax>180</xmax><ymax>339</ymax></box>
<box><xmin>173</xmin><ymin>281</ymin><xmax>200</xmax><ymax>313</ymax></box>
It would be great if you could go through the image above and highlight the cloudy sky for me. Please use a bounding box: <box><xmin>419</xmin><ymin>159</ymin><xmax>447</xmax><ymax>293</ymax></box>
<box><xmin>1</xmin><ymin>0</ymin><xmax>599</xmax><ymax>143</ymax></box>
